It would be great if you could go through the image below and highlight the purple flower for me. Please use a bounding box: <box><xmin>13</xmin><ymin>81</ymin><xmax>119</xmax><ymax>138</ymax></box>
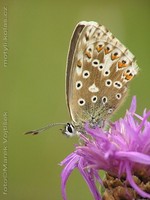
<box><xmin>60</xmin><ymin>96</ymin><xmax>150</xmax><ymax>200</ymax></box>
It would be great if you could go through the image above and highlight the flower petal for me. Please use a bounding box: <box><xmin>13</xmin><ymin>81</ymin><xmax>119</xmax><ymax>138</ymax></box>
<box><xmin>78</xmin><ymin>158</ymin><xmax>102</xmax><ymax>200</ymax></box>
<box><xmin>129</xmin><ymin>96</ymin><xmax>136</xmax><ymax>113</ymax></box>
<box><xmin>61</xmin><ymin>153</ymin><xmax>80</xmax><ymax>200</ymax></box>
<box><xmin>116</xmin><ymin>151</ymin><xmax>150</xmax><ymax>165</ymax></box>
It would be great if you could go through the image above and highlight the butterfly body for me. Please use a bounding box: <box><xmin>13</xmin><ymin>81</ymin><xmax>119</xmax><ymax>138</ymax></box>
<box><xmin>64</xmin><ymin>21</ymin><xmax>138</xmax><ymax>136</ymax></box>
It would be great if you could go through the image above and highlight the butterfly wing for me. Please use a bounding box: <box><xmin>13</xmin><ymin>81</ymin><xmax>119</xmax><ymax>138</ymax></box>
<box><xmin>66</xmin><ymin>21</ymin><xmax>138</xmax><ymax>127</ymax></box>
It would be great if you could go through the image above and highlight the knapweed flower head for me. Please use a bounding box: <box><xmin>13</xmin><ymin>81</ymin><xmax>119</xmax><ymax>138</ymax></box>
<box><xmin>60</xmin><ymin>96</ymin><xmax>150</xmax><ymax>200</ymax></box>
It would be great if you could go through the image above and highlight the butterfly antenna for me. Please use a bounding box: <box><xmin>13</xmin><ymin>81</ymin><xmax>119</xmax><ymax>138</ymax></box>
<box><xmin>25</xmin><ymin>123</ymin><xmax>66</xmax><ymax>135</ymax></box>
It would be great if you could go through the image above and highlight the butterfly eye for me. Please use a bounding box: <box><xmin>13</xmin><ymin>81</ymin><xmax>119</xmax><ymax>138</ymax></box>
<box><xmin>65</xmin><ymin>123</ymin><xmax>75</xmax><ymax>137</ymax></box>
<box><xmin>96</xmin><ymin>42</ymin><xmax>105</xmax><ymax>52</ymax></box>
<box><xmin>111</xmin><ymin>49</ymin><xmax>121</xmax><ymax>60</ymax></box>
<box><xmin>118</xmin><ymin>57</ymin><xmax>129</xmax><ymax>69</ymax></box>
<box><xmin>104</xmin><ymin>44</ymin><xmax>113</xmax><ymax>54</ymax></box>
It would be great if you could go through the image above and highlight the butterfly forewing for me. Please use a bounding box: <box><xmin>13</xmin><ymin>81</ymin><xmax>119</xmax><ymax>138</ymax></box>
<box><xmin>66</xmin><ymin>21</ymin><xmax>138</xmax><ymax>129</ymax></box>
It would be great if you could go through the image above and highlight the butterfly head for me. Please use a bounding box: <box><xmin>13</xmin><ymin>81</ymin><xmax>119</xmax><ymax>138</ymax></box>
<box><xmin>62</xmin><ymin>123</ymin><xmax>77</xmax><ymax>137</ymax></box>
<box><xmin>62</xmin><ymin>117</ymin><xmax>107</xmax><ymax>137</ymax></box>
<box><xmin>62</xmin><ymin>121</ymin><xmax>95</xmax><ymax>136</ymax></box>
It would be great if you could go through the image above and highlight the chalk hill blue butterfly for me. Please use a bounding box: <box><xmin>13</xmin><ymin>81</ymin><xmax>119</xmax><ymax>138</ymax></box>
<box><xmin>25</xmin><ymin>21</ymin><xmax>138</xmax><ymax>136</ymax></box>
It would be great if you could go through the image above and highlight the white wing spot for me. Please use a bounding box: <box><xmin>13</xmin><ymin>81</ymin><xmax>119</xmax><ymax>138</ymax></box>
<box><xmin>108</xmin><ymin>108</ymin><xmax>113</xmax><ymax>114</ymax></box>
<box><xmin>104</xmin><ymin>70</ymin><xmax>110</xmax><ymax>76</ymax></box>
<box><xmin>91</xmin><ymin>96</ymin><xmax>97</xmax><ymax>103</ymax></box>
<box><xmin>88</xmin><ymin>83</ymin><xmax>99</xmax><ymax>93</ymax></box>
<box><xmin>102</xmin><ymin>96</ymin><xmax>108</xmax><ymax>104</ymax></box>
<box><xmin>105</xmin><ymin>79</ymin><xmax>112</xmax><ymax>87</ymax></box>
<box><xmin>116</xmin><ymin>93</ymin><xmax>122</xmax><ymax>99</ymax></box>
<box><xmin>76</xmin><ymin>81</ymin><xmax>83</xmax><ymax>90</ymax></box>
<box><xmin>78</xmin><ymin>98</ymin><xmax>85</xmax><ymax>106</ymax></box>
<box><xmin>98</xmin><ymin>64</ymin><xmax>104</xmax><ymax>71</ymax></box>
<box><xmin>114</xmin><ymin>81</ymin><xmax>122</xmax><ymax>89</ymax></box>
<box><xmin>83</xmin><ymin>70</ymin><xmax>90</xmax><ymax>78</ymax></box>
<box><xmin>92</xmin><ymin>59</ymin><xmax>100</xmax><ymax>67</ymax></box>
<box><xmin>76</xmin><ymin>66</ymin><xmax>82</xmax><ymax>76</ymax></box>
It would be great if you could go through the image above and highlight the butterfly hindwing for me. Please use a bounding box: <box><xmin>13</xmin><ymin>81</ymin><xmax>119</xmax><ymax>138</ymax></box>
<box><xmin>66</xmin><ymin>21</ymin><xmax>138</xmax><ymax>128</ymax></box>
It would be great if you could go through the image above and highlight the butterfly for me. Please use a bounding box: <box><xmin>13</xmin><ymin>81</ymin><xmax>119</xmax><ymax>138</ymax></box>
<box><xmin>25</xmin><ymin>21</ymin><xmax>138</xmax><ymax>136</ymax></box>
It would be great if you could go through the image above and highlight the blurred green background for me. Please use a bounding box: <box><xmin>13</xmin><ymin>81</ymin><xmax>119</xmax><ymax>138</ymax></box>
<box><xmin>0</xmin><ymin>0</ymin><xmax>150</xmax><ymax>200</ymax></box>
